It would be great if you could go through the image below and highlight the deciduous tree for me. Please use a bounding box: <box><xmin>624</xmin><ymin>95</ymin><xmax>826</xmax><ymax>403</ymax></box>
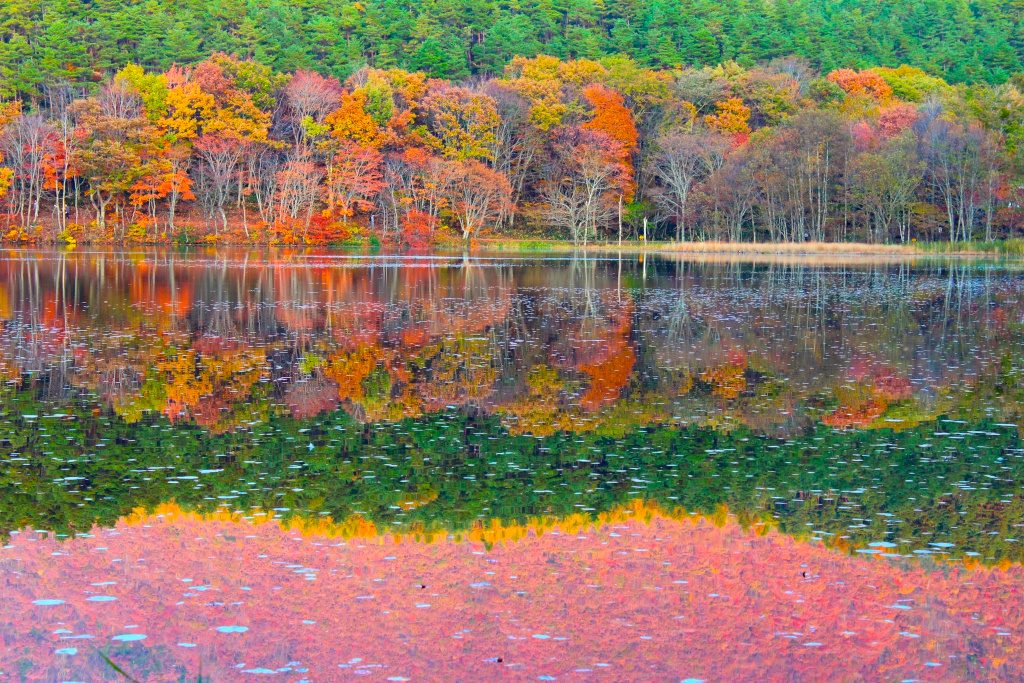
<box><xmin>650</xmin><ymin>129</ymin><xmax>729</xmax><ymax>240</ymax></box>
<box><xmin>444</xmin><ymin>160</ymin><xmax>513</xmax><ymax>240</ymax></box>
<box><xmin>325</xmin><ymin>140</ymin><xmax>384</xmax><ymax>219</ymax></box>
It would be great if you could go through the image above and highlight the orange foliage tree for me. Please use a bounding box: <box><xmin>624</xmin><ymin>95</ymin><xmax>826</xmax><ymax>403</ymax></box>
<box><xmin>324</xmin><ymin>90</ymin><xmax>386</xmax><ymax>149</ymax></box>
<box><xmin>827</xmin><ymin>68</ymin><xmax>894</xmax><ymax>101</ymax></box>
<box><xmin>582</xmin><ymin>83</ymin><xmax>639</xmax><ymax>200</ymax></box>
<box><xmin>443</xmin><ymin>160</ymin><xmax>513</xmax><ymax>240</ymax></box>
<box><xmin>324</xmin><ymin>140</ymin><xmax>384</xmax><ymax>219</ymax></box>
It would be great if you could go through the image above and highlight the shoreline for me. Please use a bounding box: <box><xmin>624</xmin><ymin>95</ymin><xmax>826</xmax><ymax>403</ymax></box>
<box><xmin>4</xmin><ymin>238</ymin><xmax>1021</xmax><ymax>259</ymax></box>
<box><xmin>469</xmin><ymin>238</ymin><xmax>1022</xmax><ymax>257</ymax></box>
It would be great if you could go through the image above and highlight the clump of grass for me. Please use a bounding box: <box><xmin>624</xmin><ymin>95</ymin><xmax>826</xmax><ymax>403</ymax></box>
<box><xmin>471</xmin><ymin>238</ymin><xmax>576</xmax><ymax>252</ymax></box>
<box><xmin>470</xmin><ymin>237</ymin><xmax>1024</xmax><ymax>257</ymax></box>
<box><xmin>514</xmin><ymin>239</ymin><xmax>564</xmax><ymax>252</ymax></box>
<box><xmin>918</xmin><ymin>239</ymin><xmax>1024</xmax><ymax>255</ymax></box>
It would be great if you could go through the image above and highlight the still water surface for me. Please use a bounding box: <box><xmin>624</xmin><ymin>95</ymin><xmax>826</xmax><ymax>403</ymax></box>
<box><xmin>1</xmin><ymin>250</ymin><xmax>1024</xmax><ymax>681</ymax></box>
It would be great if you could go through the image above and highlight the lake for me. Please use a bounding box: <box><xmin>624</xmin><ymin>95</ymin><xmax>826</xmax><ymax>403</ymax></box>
<box><xmin>1</xmin><ymin>249</ymin><xmax>1024</xmax><ymax>681</ymax></box>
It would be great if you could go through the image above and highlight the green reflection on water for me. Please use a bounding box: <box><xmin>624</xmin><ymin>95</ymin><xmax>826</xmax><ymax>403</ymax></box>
<box><xmin>3</xmin><ymin>383</ymin><xmax>1023</xmax><ymax>565</ymax></box>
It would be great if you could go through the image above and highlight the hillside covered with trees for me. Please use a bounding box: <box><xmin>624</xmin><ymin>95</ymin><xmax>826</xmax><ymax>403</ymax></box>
<box><xmin>3</xmin><ymin>0</ymin><xmax>1023</xmax><ymax>97</ymax></box>
<box><xmin>0</xmin><ymin>14</ymin><xmax>1023</xmax><ymax>245</ymax></box>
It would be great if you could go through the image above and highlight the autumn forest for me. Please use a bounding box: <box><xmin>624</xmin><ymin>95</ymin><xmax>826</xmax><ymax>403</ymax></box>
<box><xmin>0</xmin><ymin>45</ymin><xmax>1023</xmax><ymax>247</ymax></box>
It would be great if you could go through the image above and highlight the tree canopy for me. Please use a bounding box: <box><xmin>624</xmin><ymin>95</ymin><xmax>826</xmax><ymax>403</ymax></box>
<box><xmin>1</xmin><ymin>0</ymin><xmax>1023</xmax><ymax>102</ymax></box>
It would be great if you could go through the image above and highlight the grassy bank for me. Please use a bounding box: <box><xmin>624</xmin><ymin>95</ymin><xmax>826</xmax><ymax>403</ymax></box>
<box><xmin>470</xmin><ymin>238</ymin><xmax>991</xmax><ymax>256</ymax></box>
<box><xmin>8</xmin><ymin>236</ymin><xmax>1022</xmax><ymax>258</ymax></box>
<box><xmin>914</xmin><ymin>239</ymin><xmax>1024</xmax><ymax>256</ymax></box>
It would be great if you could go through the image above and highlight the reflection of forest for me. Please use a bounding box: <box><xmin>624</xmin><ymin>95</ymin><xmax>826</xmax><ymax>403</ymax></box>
<box><xmin>5</xmin><ymin>252</ymin><xmax>1024</xmax><ymax>683</ymax></box>
<box><xmin>0</xmin><ymin>251</ymin><xmax>1021</xmax><ymax>434</ymax></box>
<box><xmin>7</xmin><ymin>505</ymin><xmax>1024</xmax><ymax>683</ymax></box>
<box><xmin>3</xmin><ymin>379</ymin><xmax>1024</xmax><ymax>566</ymax></box>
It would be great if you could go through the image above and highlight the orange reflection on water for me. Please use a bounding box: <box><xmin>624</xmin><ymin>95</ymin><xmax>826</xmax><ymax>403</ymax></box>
<box><xmin>2</xmin><ymin>504</ymin><xmax>1022</xmax><ymax>681</ymax></box>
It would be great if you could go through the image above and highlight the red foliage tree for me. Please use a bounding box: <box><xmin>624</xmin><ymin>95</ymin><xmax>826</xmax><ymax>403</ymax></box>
<box><xmin>325</xmin><ymin>140</ymin><xmax>384</xmax><ymax>218</ymax></box>
<box><xmin>401</xmin><ymin>208</ymin><xmax>436</xmax><ymax>249</ymax></box>
<box><xmin>877</xmin><ymin>104</ymin><xmax>919</xmax><ymax>138</ymax></box>
<box><xmin>444</xmin><ymin>160</ymin><xmax>513</xmax><ymax>240</ymax></box>
<box><xmin>827</xmin><ymin>69</ymin><xmax>893</xmax><ymax>101</ymax></box>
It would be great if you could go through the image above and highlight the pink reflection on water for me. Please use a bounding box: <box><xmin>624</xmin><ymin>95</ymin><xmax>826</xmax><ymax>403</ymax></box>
<box><xmin>1</xmin><ymin>512</ymin><xmax>1022</xmax><ymax>682</ymax></box>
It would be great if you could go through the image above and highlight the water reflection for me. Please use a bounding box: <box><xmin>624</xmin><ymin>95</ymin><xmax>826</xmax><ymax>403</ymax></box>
<box><xmin>2</xmin><ymin>250</ymin><xmax>1024</xmax><ymax>680</ymax></box>
<box><xmin>0</xmin><ymin>250</ymin><xmax>1019</xmax><ymax>435</ymax></box>
<box><xmin>3</xmin><ymin>400</ymin><xmax>1024</xmax><ymax>564</ymax></box>
<box><xmin>3</xmin><ymin>503</ymin><xmax>1022</xmax><ymax>681</ymax></box>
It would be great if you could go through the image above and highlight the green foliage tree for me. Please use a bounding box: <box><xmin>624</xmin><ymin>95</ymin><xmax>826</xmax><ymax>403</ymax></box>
<box><xmin>2</xmin><ymin>0</ymin><xmax>1023</xmax><ymax>103</ymax></box>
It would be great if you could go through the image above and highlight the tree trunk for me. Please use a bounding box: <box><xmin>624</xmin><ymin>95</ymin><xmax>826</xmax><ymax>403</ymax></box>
<box><xmin>617</xmin><ymin>194</ymin><xmax>623</xmax><ymax>247</ymax></box>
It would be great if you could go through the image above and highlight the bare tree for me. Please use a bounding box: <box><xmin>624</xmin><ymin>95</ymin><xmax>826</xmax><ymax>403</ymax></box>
<box><xmin>98</xmin><ymin>78</ymin><xmax>143</xmax><ymax>120</ymax></box>
<box><xmin>193</xmin><ymin>135</ymin><xmax>245</xmax><ymax>235</ymax></box>
<box><xmin>242</xmin><ymin>142</ymin><xmax>285</xmax><ymax>228</ymax></box>
<box><xmin>672</xmin><ymin>68</ymin><xmax>730</xmax><ymax>116</ymax></box>
<box><xmin>481</xmin><ymin>82</ymin><xmax>542</xmax><ymax>230</ymax></box>
<box><xmin>706</xmin><ymin>150</ymin><xmax>758</xmax><ymax>241</ymax></box>
<box><xmin>0</xmin><ymin>113</ymin><xmax>52</xmax><ymax>228</ymax></box>
<box><xmin>917</xmin><ymin>109</ymin><xmax>1001</xmax><ymax>242</ymax></box>
<box><xmin>765</xmin><ymin>56</ymin><xmax>817</xmax><ymax>95</ymax></box>
<box><xmin>43</xmin><ymin>83</ymin><xmax>79</xmax><ymax>232</ymax></box>
<box><xmin>277</xmin><ymin>152</ymin><xmax>325</xmax><ymax>237</ymax></box>
<box><xmin>544</xmin><ymin>128</ymin><xmax>628</xmax><ymax>246</ymax></box>
<box><xmin>282</xmin><ymin>70</ymin><xmax>343</xmax><ymax>146</ymax></box>
<box><xmin>649</xmin><ymin>129</ymin><xmax>729</xmax><ymax>241</ymax></box>
<box><xmin>751</xmin><ymin>111</ymin><xmax>849</xmax><ymax>242</ymax></box>
<box><xmin>378</xmin><ymin>151</ymin><xmax>456</xmax><ymax>239</ymax></box>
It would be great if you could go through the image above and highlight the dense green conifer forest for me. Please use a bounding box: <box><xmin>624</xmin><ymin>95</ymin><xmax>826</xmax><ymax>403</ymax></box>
<box><xmin>3</xmin><ymin>0</ymin><xmax>1023</xmax><ymax>97</ymax></box>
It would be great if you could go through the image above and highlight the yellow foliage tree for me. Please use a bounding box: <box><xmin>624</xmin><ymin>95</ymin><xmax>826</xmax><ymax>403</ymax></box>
<box><xmin>324</xmin><ymin>90</ymin><xmax>385</xmax><ymax>148</ymax></box>
<box><xmin>704</xmin><ymin>97</ymin><xmax>752</xmax><ymax>135</ymax></box>
<box><xmin>159</xmin><ymin>83</ymin><xmax>215</xmax><ymax>140</ymax></box>
<box><xmin>0</xmin><ymin>101</ymin><xmax>20</xmax><ymax>199</ymax></box>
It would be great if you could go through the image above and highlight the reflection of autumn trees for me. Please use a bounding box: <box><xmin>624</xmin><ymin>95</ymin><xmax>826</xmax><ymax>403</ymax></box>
<box><xmin>413</xmin><ymin>336</ymin><xmax>499</xmax><ymax>412</ymax></box>
<box><xmin>536</xmin><ymin>260</ymin><xmax>638</xmax><ymax>412</ymax></box>
<box><xmin>501</xmin><ymin>365</ymin><xmax>576</xmax><ymax>436</ymax></box>
<box><xmin>7</xmin><ymin>379</ymin><xmax>1024</xmax><ymax>567</ymax></box>
<box><xmin>2</xmin><ymin>254</ymin><xmax>1024</xmax><ymax>435</ymax></box>
<box><xmin>282</xmin><ymin>374</ymin><xmax>339</xmax><ymax>420</ymax></box>
<box><xmin>158</xmin><ymin>349</ymin><xmax>209</xmax><ymax>419</ymax></box>
<box><xmin>576</xmin><ymin>297</ymin><xmax>635</xmax><ymax>411</ymax></box>
<box><xmin>146</xmin><ymin>343</ymin><xmax>268</xmax><ymax>432</ymax></box>
<box><xmin>324</xmin><ymin>344</ymin><xmax>382</xmax><ymax>403</ymax></box>
<box><xmin>6</xmin><ymin>503</ymin><xmax>1024</xmax><ymax>682</ymax></box>
<box><xmin>699</xmin><ymin>349</ymin><xmax>749</xmax><ymax>399</ymax></box>
<box><xmin>822</xmin><ymin>361</ymin><xmax>914</xmax><ymax>429</ymax></box>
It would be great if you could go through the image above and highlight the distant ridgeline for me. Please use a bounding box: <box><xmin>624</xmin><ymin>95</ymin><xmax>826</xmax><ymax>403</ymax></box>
<box><xmin>2</xmin><ymin>384</ymin><xmax>1024</xmax><ymax>566</ymax></box>
<box><xmin>2</xmin><ymin>0</ymin><xmax>1022</xmax><ymax>89</ymax></box>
